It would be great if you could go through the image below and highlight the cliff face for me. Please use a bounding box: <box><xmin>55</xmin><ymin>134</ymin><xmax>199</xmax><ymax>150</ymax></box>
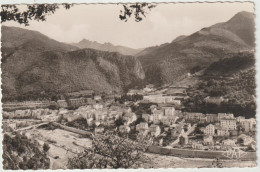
<box><xmin>1</xmin><ymin>26</ymin><xmax>145</xmax><ymax>101</ymax></box>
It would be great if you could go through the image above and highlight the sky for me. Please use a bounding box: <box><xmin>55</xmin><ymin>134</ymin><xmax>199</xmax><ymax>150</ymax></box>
<box><xmin>3</xmin><ymin>2</ymin><xmax>254</xmax><ymax>49</ymax></box>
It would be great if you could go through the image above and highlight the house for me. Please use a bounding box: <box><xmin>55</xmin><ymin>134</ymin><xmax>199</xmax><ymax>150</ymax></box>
<box><xmin>184</xmin><ymin>112</ymin><xmax>204</xmax><ymax>122</ymax></box>
<box><xmin>206</xmin><ymin>114</ymin><xmax>218</xmax><ymax>123</ymax></box>
<box><xmin>57</xmin><ymin>100</ymin><xmax>68</xmax><ymax>108</ymax></box>
<box><xmin>66</xmin><ymin>114</ymin><xmax>81</xmax><ymax>122</ymax></box>
<box><xmin>109</xmin><ymin>111</ymin><xmax>123</xmax><ymax>120</ymax></box>
<box><xmin>163</xmin><ymin>107</ymin><xmax>175</xmax><ymax>119</ymax></box>
<box><xmin>203</xmin><ymin>135</ymin><xmax>214</xmax><ymax>145</ymax></box>
<box><xmin>161</xmin><ymin>116</ymin><xmax>172</xmax><ymax>126</ymax></box>
<box><xmin>204</xmin><ymin>124</ymin><xmax>215</xmax><ymax>136</ymax></box>
<box><xmin>240</xmin><ymin>119</ymin><xmax>256</xmax><ymax>132</ymax></box>
<box><xmin>220</xmin><ymin>119</ymin><xmax>236</xmax><ymax>130</ymax></box>
<box><xmin>222</xmin><ymin>139</ymin><xmax>236</xmax><ymax>146</ymax></box>
<box><xmin>142</xmin><ymin>114</ymin><xmax>151</xmax><ymax>122</ymax></box>
<box><xmin>192</xmin><ymin>143</ymin><xmax>204</xmax><ymax>150</ymax></box>
<box><xmin>119</xmin><ymin>125</ymin><xmax>131</xmax><ymax>133</ymax></box>
<box><xmin>217</xmin><ymin>113</ymin><xmax>234</xmax><ymax>121</ymax></box>
<box><xmin>136</xmin><ymin>122</ymin><xmax>149</xmax><ymax>131</ymax></box>
<box><xmin>149</xmin><ymin>125</ymin><xmax>161</xmax><ymax>137</ymax></box>
<box><xmin>87</xmin><ymin>118</ymin><xmax>94</xmax><ymax>126</ymax></box>
<box><xmin>123</xmin><ymin>113</ymin><xmax>137</xmax><ymax>125</ymax></box>
<box><xmin>94</xmin><ymin>95</ymin><xmax>102</xmax><ymax>101</ymax></box>
<box><xmin>217</xmin><ymin>129</ymin><xmax>230</xmax><ymax>136</ymax></box>
<box><xmin>95</xmin><ymin>126</ymin><xmax>105</xmax><ymax>134</ymax></box>
<box><xmin>152</xmin><ymin>110</ymin><xmax>163</xmax><ymax>124</ymax></box>
<box><xmin>236</xmin><ymin>116</ymin><xmax>245</xmax><ymax>122</ymax></box>
<box><xmin>93</xmin><ymin>104</ymin><xmax>104</xmax><ymax>110</ymax></box>
<box><xmin>94</xmin><ymin>110</ymin><xmax>107</xmax><ymax>122</ymax></box>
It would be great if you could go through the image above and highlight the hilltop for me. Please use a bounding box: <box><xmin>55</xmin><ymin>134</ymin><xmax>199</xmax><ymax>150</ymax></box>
<box><xmin>71</xmin><ymin>39</ymin><xmax>142</xmax><ymax>56</ymax></box>
<box><xmin>1</xmin><ymin>26</ymin><xmax>145</xmax><ymax>101</ymax></box>
<box><xmin>137</xmin><ymin>11</ymin><xmax>255</xmax><ymax>86</ymax></box>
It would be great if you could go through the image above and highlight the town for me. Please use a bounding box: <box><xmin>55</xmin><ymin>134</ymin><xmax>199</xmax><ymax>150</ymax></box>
<box><xmin>3</xmin><ymin>83</ymin><xmax>256</xmax><ymax>158</ymax></box>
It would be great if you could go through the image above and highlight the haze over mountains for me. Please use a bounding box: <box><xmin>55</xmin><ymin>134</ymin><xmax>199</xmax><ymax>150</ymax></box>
<box><xmin>71</xmin><ymin>39</ymin><xmax>142</xmax><ymax>56</ymax></box>
<box><xmin>1</xmin><ymin>11</ymin><xmax>255</xmax><ymax>101</ymax></box>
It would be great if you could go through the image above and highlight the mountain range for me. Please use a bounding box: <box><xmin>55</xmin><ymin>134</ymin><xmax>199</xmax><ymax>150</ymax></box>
<box><xmin>71</xmin><ymin>39</ymin><xmax>142</xmax><ymax>56</ymax></box>
<box><xmin>136</xmin><ymin>11</ymin><xmax>255</xmax><ymax>86</ymax></box>
<box><xmin>1</xmin><ymin>11</ymin><xmax>255</xmax><ymax>101</ymax></box>
<box><xmin>1</xmin><ymin>26</ymin><xmax>145</xmax><ymax>101</ymax></box>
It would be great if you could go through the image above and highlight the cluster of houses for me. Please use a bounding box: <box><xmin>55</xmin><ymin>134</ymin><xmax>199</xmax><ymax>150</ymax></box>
<box><xmin>183</xmin><ymin>112</ymin><xmax>256</xmax><ymax>151</ymax></box>
<box><xmin>2</xmin><ymin>109</ymin><xmax>60</xmax><ymax>121</ymax></box>
<box><xmin>2</xmin><ymin>85</ymin><xmax>256</xmax><ymax>153</ymax></box>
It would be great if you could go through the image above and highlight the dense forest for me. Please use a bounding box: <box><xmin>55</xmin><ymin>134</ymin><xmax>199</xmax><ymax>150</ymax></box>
<box><xmin>3</xmin><ymin>133</ymin><xmax>50</xmax><ymax>170</ymax></box>
<box><xmin>183</xmin><ymin>52</ymin><xmax>256</xmax><ymax>118</ymax></box>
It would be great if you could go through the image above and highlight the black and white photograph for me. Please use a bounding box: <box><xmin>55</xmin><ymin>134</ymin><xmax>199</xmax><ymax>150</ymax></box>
<box><xmin>0</xmin><ymin>0</ymin><xmax>257</xmax><ymax>169</ymax></box>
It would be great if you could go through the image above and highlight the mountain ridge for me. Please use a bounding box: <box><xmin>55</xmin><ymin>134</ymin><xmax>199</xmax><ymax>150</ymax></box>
<box><xmin>1</xmin><ymin>26</ymin><xmax>145</xmax><ymax>101</ymax></box>
<box><xmin>136</xmin><ymin>11</ymin><xmax>255</xmax><ymax>86</ymax></box>
<box><xmin>71</xmin><ymin>38</ymin><xmax>142</xmax><ymax>56</ymax></box>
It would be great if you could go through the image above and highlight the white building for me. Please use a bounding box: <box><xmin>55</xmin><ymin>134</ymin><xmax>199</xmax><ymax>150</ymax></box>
<box><xmin>204</xmin><ymin>124</ymin><xmax>215</xmax><ymax>136</ymax></box>
<box><xmin>149</xmin><ymin>124</ymin><xmax>161</xmax><ymax>137</ymax></box>
<box><xmin>220</xmin><ymin>119</ymin><xmax>236</xmax><ymax>130</ymax></box>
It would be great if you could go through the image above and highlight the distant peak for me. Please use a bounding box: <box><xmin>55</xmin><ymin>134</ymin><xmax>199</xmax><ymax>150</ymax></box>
<box><xmin>230</xmin><ymin>11</ymin><xmax>254</xmax><ymax>20</ymax></box>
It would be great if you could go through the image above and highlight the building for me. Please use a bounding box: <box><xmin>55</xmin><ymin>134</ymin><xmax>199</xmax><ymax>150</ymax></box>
<box><xmin>143</xmin><ymin>95</ymin><xmax>181</xmax><ymax>105</ymax></box>
<box><xmin>220</xmin><ymin>119</ymin><xmax>236</xmax><ymax>130</ymax></box>
<box><xmin>87</xmin><ymin>118</ymin><xmax>94</xmax><ymax>126</ymax></box>
<box><xmin>119</xmin><ymin>125</ymin><xmax>131</xmax><ymax>133</ymax></box>
<box><xmin>203</xmin><ymin>135</ymin><xmax>214</xmax><ymax>145</ymax></box>
<box><xmin>136</xmin><ymin>122</ymin><xmax>149</xmax><ymax>131</ymax></box>
<box><xmin>163</xmin><ymin>107</ymin><xmax>175</xmax><ymax>119</ymax></box>
<box><xmin>142</xmin><ymin>114</ymin><xmax>151</xmax><ymax>122</ymax></box>
<box><xmin>184</xmin><ymin>112</ymin><xmax>204</xmax><ymax>122</ymax></box>
<box><xmin>94</xmin><ymin>95</ymin><xmax>102</xmax><ymax>101</ymax></box>
<box><xmin>218</xmin><ymin>113</ymin><xmax>234</xmax><ymax>121</ymax></box>
<box><xmin>206</xmin><ymin>114</ymin><xmax>218</xmax><ymax>123</ymax></box>
<box><xmin>204</xmin><ymin>124</ymin><xmax>215</xmax><ymax>136</ymax></box>
<box><xmin>217</xmin><ymin>129</ymin><xmax>229</xmax><ymax>136</ymax></box>
<box><xmin>236</xmin><ymin>116</ymin><xmax>245</xmax><ymax>123</ymax></box>
<box><xmin>240</xmin><ymin>119</ymin><xmax>256</xmax><ymax>132</ymax></box>
<box><xmin>57</xmin><ymin>100</ymin><xmax>68</xmax><ymax>108</ymax></box>
<box><xmin>192</xmin><ymin>143</ymin><xmax>204</xmax><ymax>150</ymax></box>
<box><xmin>94</xmin><ymin>126</ymin><xmax>105</xmax><ymax>134</ymax></box>
<box><xmin>123</xmin><ymin>113</ymin><xmax>137</xmax><ymax>125</ymax></box>
<box><xmin>94</xmin><ymin>110</ymin><xmax>107</xmax><ymax>122</ymax></box>
<box><xmin>152</xmin><ymin>110</ymin><xmax>163</xmax><ymax>124</ymax></box>
<box><xmin>222</xmin><ymin>139</ymin><xmax>236</xmax><ymax>146</ymax></box>
<box><xmin>69</xmin><ymin>98</ymin><xmax>88</xmax><ymax>107</ymax></box>
<box><xmin>149</xmin><ymin>125</ymin><xmax>161</xmax><ymax>137</ymax></box>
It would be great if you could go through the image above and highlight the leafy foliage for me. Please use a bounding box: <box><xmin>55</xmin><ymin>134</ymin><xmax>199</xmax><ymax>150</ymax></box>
<box><xmin>115</xmin><ymin>94</ymin><xmax>143</xmax><ymax>104</ymax></box>
<box><xmin>183</xmin><ymin>53</ymin><xmax>256</xmax><ymax>118</ymax></box>
<box><xmin>3</xmin><ymin>133</ymin><xmax>50</xmax><ymax>170</ymax></box>
<box><xmin>119</xmin><ymin>3</ymin><xmax>156</xmax><ymax>22</ymax></box>
<box><xmin>67</xmin><ymin>131</ymin><xmax>152</xmax><ymax>169</ymax></box>
<box><xmin>1</xmin><ymin>3</ymin><xmax>156</xmax><ymax>26</ymax></box>
<box><xmin>1</xmin><ymin>4</ymin><xmax>71</xmax><ymax>26</ymax></box>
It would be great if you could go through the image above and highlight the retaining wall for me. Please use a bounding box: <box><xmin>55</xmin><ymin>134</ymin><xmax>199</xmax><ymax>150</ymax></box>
<box><xmin>148</xmin><ymin>145</ymin><xmax>256</xmax><ymax>160</ymax></box>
